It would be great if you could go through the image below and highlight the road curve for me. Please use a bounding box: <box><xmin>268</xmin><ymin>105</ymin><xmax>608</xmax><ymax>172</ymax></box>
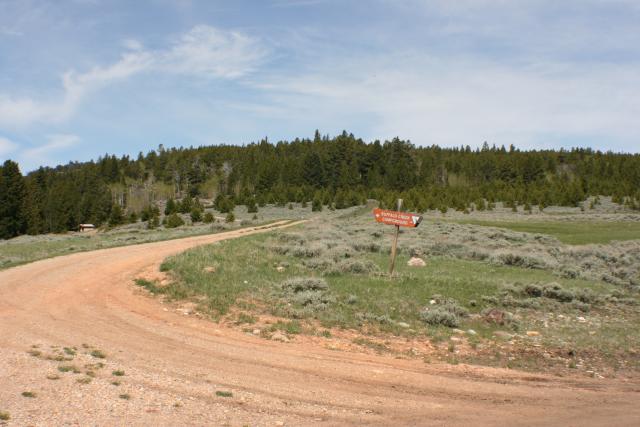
<box><xmin>0</xmin><ymin>221</ymin><xmax>639</xmax><ymax>426</ymax></box>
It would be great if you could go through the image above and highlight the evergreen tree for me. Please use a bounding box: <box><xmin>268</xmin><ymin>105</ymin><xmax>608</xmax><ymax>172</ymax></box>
<box><xmin>247</xmin><ymin>197</ymin><xmax>258</xmax><ymax>213</ymax></box>
<box><xmin>165</xmin><ymin>198</ymin><xmax>177</xmax><ymax>215</ymax></box>
<box><xmin>164</xmin><ymin>213</ymin><xmax>184</xmax><ymax>228</ymax></box>
<box><xmin>0</xmin><ymin>160</ymin><xmax>26</xmax><ymax>239</ymax></box>
<box><xmin>312</xmin><ymin>194</ymin><xmax>323</xmax><ymax>212</ymax></box>
<box><xmin>190</xmin><ymin>208</ymin><xmax>202</xmax><ymax>223</ymax></box>
<box><xmin>108</xmin><ymin>204</ymin><xmax>125</xmax><ymax>227</ymax></box>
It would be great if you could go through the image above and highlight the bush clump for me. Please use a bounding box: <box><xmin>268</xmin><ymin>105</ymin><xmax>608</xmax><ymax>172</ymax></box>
<box><xmin>280</xmin><ymin>277</ymin><xmax>334</xmax><ymax>312</ymax></box>
<box><xmin>420</xmin><ymin>308</ymin><xmax>459</xmax><ymax>328</ymax></box>
<box><xmin>491</xmin><ymin>251</ymin><xmax>548</xmax><ymax>269</ymax></box>
<box><xmin>420</xmin><ymin>298</ymin><xmax>468</xmax><ymax>328</ymax></box>
<box><xmin>164</xmin><ymin>213</ymin><xmax>185</xmax><ymax>228</ymax></box>
<box><xmin>327</xmin><ymin>259</ymin><xmax>379</xmax><ymax>275</ymax></box>
<box><xmin>542</xmin><ymin>283</ymin><xmax>575</xmax><ymax>302</ymax></box>
<box><xmin>281</xmin><ymin>277</ymin><xmax>328</xmax><ymax>293</ymax></box>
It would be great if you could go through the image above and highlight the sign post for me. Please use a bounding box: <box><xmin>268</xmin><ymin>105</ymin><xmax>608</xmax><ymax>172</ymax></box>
<box><xmin>373</xmin><ymin>199</ymin><xmax>423</xmax><ymax>276</ymax></box>
<box><xmin>389</xmin><ymin>199</ymin><xmax>402</xmax><ymax>275</ymax></box>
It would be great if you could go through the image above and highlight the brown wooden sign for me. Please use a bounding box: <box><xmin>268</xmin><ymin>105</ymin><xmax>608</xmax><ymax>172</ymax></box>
<box><xmin>373</xmin><ymin>208</ymin><xmax>423</xmax><ymax>228</ymax></box>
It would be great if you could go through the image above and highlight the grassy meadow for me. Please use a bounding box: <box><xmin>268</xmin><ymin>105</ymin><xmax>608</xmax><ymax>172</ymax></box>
<box><xmin>451</xmin><ymin>219</ymin><xmax>640</xmax><ymax>245</ymax></box>
<box><xmin>148</xmin><ymin>205</ymin><xmax>640</xmax><ymax>376</ymax></box>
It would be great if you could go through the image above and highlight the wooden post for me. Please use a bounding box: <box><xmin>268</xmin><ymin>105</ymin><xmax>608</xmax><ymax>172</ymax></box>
<box><xmin>389</xmin><ymin>199</ymin><xmax>403</xmax><ymax>275</ymax></box>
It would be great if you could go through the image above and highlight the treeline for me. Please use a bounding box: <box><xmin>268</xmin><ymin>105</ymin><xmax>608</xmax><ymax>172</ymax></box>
<box><xmin>1</xmin><ymin>130</ymin><xmax>639</xmax><ymax>239</ymax></box>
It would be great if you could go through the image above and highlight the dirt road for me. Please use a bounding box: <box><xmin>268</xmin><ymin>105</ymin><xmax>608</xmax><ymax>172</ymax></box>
<box><xmin>1</xmin><ymin>221</ymin><xmax>639</xmax><ymax>426</ymax></box>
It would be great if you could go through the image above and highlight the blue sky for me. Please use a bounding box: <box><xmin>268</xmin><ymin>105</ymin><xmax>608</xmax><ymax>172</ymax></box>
<box><xmin>1</xmin><ymin>0</ymin><xmax>639</xmax><ymax>172</ymax></box>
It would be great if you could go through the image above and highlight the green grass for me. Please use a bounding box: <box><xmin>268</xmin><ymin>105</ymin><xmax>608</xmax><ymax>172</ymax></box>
<box><xmin>112</xmin><ymin>370</ymin><xmax>125</xmax><ymax>376</ymax></box>
<box><xmin>58</xmin><ymin>364</ymin><xmax>81</xmax><ymax>373</ymax></box>
<box><xmin>216</xmin><ymin>391</ymin><xmax>233</xmax><ymax>398</ymax></box>
<box><xmin>0</xmin><ymin>411</ymin><xmax>9</xmax><ymax>421</ymax></box>
<box><xmin>157</xmin><ymin>216</ymin><xmax>640</xmax><ymax>374</ymax></box>
<box><xmin>90</xmin><ymin>349</ymin><xmax>107</xmax><ymax>359</ymax></box>
<box><xmin>450</xmin><ymin>219</ymin><xmax>640</xmax><ymax>245</ymax></box>
<box><xmin>21</xmin><ymin>391</ymin><xmax>36</xmax><ymax>398</ymax></box>
<box><xmin>158</xmin><ymin>229</ymin><xmax>622</xmax><ymax>334</ymax></box>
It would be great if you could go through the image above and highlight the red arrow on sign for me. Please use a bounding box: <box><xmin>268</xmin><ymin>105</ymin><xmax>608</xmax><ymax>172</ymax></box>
<box><xmin>373</xmin><ymin>208</ymin><xmax>423</xmax><ymax>228</ymax></box>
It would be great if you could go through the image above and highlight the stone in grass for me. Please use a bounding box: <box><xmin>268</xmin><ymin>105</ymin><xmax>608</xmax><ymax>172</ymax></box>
<box><xmin>203</xmin><ymin>266</ymin><xmax>216</xmax><ymax>273</ymax></box>
<box><xmin>526</xmin><ymin>331</ymin><xmax>541</xmax><ymax>337</ymax></box>
<box><xmin>271</xmin><ymin>332</ymin><xmax>290</xmax><ymax>343</ymax></box>
<box><xmin>407</xmin><ymin>257</ymin><xmax>426</xmax><ymax>267</ymax></box>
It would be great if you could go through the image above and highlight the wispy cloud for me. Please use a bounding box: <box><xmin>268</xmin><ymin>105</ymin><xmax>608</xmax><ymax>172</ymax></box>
<box><xmin>19</xmin><ymin>134</ymin><xmax>81</xmax><ymax>171</ymax></box>
<box><xmin>23</xmin><ymin>133</ymin><xmax>80</xmax><ymax>158</ymax></box>
<box><xmin>256</xmin><ymin>53</ymin><xmax>640</xmax><ymax>151</ymax></box>
<box><xmin>0</xmin><ymin>27</ymin><xmax>22</xmax><ymax>37</ymax></box>
<box><xmin>0</xmin><ymin>25</ymin><xmax>267</xmax><ymax>128</ymax></box>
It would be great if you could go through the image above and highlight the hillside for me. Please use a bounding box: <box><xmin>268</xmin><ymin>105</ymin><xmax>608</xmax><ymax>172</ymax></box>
<box><xmin>1</xmin><ymin>131</ymin><xmax>639</xmax><ymax>239</ymax></box>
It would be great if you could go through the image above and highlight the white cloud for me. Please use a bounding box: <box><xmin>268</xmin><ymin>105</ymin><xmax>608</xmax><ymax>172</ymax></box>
<box><xmin>19</xmin><ymin>134</ymin><xmax>80</xmax><ymax>171</ymax></box>
<box><xmin>0</xmin><ymin>136</ymin><xmax>18</xmax><ymax>158</ymax></box>
<box><xmin>23</xmin><ymin>134</ymin><xmax>80</xmax><ymax>158</ymax></box>
<box><xmin>122</xmin><ymin>38</ymin><xmax>143</xmax><ymax>51</ymax></box>
<box><xmin>162</xmin><ymin>25</ymin><xmax>266</xmax><ymax>79</ymax></box>
<box><xmin>256</xmin><ymin>54</ymin><xmax>640</xmax><ymax>151</ymax></box>
<box><xmin>0</xmin><ymin>25</ymin><xmax>266</xmax><ymax>128</ymax></box>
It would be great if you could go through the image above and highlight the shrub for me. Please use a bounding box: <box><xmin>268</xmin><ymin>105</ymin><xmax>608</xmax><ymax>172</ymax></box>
<box><xmin>147</xmin><ymin>215</ymin><xmax>160</xmax><ymax>229</ymax></box>
<box><xmin>203</xmin><ymin>212</ymin><xmax>215</xmax><ymax>223</ymax></box>
<box><xmin>225</xmin><ymin>212</ymin><xmax>235</xmax><ymax>223</ymax></box>
<box><xmin>290</xmin><ymin>244</ymin><xmax>324</xmax><ymax>258</ymax></box>
<box><xmin>280</xmin><ymin>277</ymin><xmax>333</xmax><ymax>311</ymax></box>
<box><xmin>351</xmin><ymin>242</ymin><xmax>381</xmax><ymax>253</ymax></box>
<box><xmin>277</xmin><ymin>233</ymin><xmax>306</xmax><ymax>244</ymax></box>
<box><xmin>108</xmin><ymin>204</ymin><xmax>125</xmax><ymax>227</ymax></box>
<box><xmin>281</xmin><ymin>277</ymin><xmax>328</xmax><ymax>293</ymax></box>
<box><xmin>216</xmin><ymin>391</ymin><xmax>233</xmax><ymax>398</ymax></box>
<box><xmin>312</xmin><ymin>197</ymin><xmax>323</xmax><ymax>212</ymax></box>
<box><xmin>292</xmin><ymin>290</ymin><xmax>335</xmax><ymax>308</ymax></box>
<box><xmin>190</xmin><ymin>208</ymin><xmax>202</xmax><ymax>223</ymax></box>
<box><xmin>420</xmin><ymin>308</ymin><xmax>459</xmax><ymax>327</ymax></box>
<box><xmin>164</xmin><ymin>213</ymin><xmax>185</xmax><ymax>228</ymax></box>
<box><xmin>327</xmin><ymin>259</ymin><xmax>379</xmax><ymax>275</ymax></box>
<box><xmin>524</xmin><ymin>284</ymin><xmax>543</xmax><ymax>297</ymax></box>
<box><xmin>491</xmin><ymin>251</ymin><xmax>547</xmax><ymax>269</ymax></box>
<box><xmin>420</xmin><ymin>298</ymin><xmax>468</xmax><ymax>328</ymax></box>
<box><xmin>247</xmin><ymin>198</ymin><xmax>258</xmax><ymax>213</ymax></box>
<box><xmin>542</xmin><ymin>283</ymin><xmax>574</xmax><ymax>302</ymax></box>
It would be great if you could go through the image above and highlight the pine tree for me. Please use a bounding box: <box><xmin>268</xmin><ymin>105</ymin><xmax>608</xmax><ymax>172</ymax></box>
<box><xmin>190</xmin><ymin>208</ymin><xmax>202</xmax><ymax>223</ymax></box>
<box><xmin>164</xmin><ymin>213</ymin><xmax>184</xmax><ymax>228</ymax></box>
<box><xmin>247</xmin><ymin>197</ymin><xmax>258</xmax><ymax>213</ymax></box>
<box><xmin>108</xmin><ymin>204</ymin><xmax>125</xmax><ymax>227</ymax></box>
<box><xmin>165</xmin><ymin>198</ymin><xmax>177</xmax><ymax>215</ymax></box>
<box><xmin>0</xmin><ymin>160</ymin><xmax>26</xmax><ymax>239</ymax></box>
<box><xmin>312</xmin><ymin>194</ymin><xmax>323</xmax><ymax>212</ymax></box>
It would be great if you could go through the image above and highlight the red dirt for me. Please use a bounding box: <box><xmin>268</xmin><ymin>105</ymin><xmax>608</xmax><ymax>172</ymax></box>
<box><xmin>1</xmin><ymin>221</ymin><xmax>639</xmax><ymax>426</ymax></box>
